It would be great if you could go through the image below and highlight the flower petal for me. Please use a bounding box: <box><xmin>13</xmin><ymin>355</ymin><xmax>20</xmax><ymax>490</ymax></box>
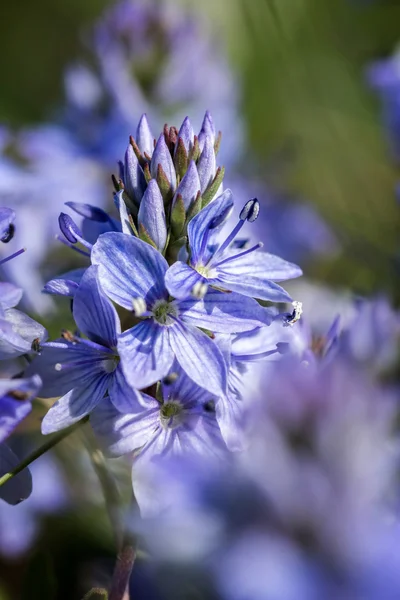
<box><xmin>176</xmin><ymin>116</ymin><xmax>194</xmax><ymax>154</ymax></box>
<box><xmin>188</xmin><ymin>189</ymin><xmax>233</xmax><ymax>264</ymax></box>
<box><xmin>150</xmin><ymin>134</ymin><xmax>176</xmax><ymax>191</ymax></box>
<box><xmin>165</xmin><ymin>262</ymin><xmax>207</xmax><ymax>300</ymax></box>
<box><xmin>118</xmin><ymin>321</ymin><xmax>174</xmax><ymax>390</ymax></box>
<box><xmin>169</xmin><ymin>321</ymin><xmax>227</xmax><ymax>396</ymax></box>
<box><xmin>179</xmin><ymin>290</ymin><xmax>274</xmax><ymax>332</ymax></box>
<box><xmin>109</xmin><ymin>364</ymin><xmax>143</xmax><ymax>413</ymax></box>
<box><xmin>0</xmin><ymin>283</ymin><xmax>22</xmax><ymax>309</ymax></box>
<box><xmin>138</xmin><ymin>180</ymin><xmax>167</xmax><ymax>252</ymax></box>
<box><xmin>0</xmin><ymin>444</ymin><xmax>32</xmax><ymax>505</ymax></box>
<box><xmin>25</xmin><ymin>343</ymin><xmax>106</xmax><ymax>398</ymax></box>
<box><xmin>73</xmin><ymin>265</ymin><xmax>120</xmax><ymax>348</ymax></box>
<box><xmin>172</xmin><ymin>160</ymin><xmax>201</xmax><ymax>210</ymax></box>
<box><xmin>41</xmin><ymin>373</ymin><xmax>109</xmax><ymax>433</ymax></box>
<box><xmin>197</xmin><ymin>135</ymin><xmax>216</xmax><ymax>193</ymax></box>
<box><xmin>215</xmin><ymin>393</ymin><xmax>246</xmax><ymax>452</ymax></box>
<box><xmin>91</xmin><ymin>232</ymin><xmax>169</xmax><ymax>309</ymax></box>
<box><xmin>90</xmin><ymin>396</ymin><xmax>160</xmax><ymax>457</ymax></box>
<box><xmin>136</xmin><ymin>113</ymin><xmax>154</xmax><ymax>157</ymax></box>
<box><xmin>124</xmin><ymin>144</ymin><xmax>146</xmax><ymax>205</ymax></box>
<box><xmin>43</xmin><ymin>268</ymin><xmax>85</xmax><ymax>297</ymax></box>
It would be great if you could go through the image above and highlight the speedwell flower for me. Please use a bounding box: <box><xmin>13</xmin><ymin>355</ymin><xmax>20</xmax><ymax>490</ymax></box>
<box><xmin>27</xmin><ymin>266</ymin><xmax>139</xmax><ymax>433</ymax></box>
<box><xmin>165</xmin><ymin>192</ymin><xmax>302</xmax><ymax>302</ymax></box>
<box><xmin>91</xmin><ymin>228</ymin><xmax>273</xmax><ymax>397</ymax></box>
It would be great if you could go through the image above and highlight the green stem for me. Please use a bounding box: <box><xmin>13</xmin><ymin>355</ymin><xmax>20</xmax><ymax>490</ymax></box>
<box><xmin>81</xmin><ymin>428</ymin><xmax>123</xmax><ymax>550</ymax></box>
<box><xmin>0</xmin><ymin>416</ymin><xmax>89</xmax><ymax>488</ymax></box>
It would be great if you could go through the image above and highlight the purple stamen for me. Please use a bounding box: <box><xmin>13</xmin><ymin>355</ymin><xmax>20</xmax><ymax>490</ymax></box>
<box><xmin>0</xmin><ymin>247</ymin><xmax>26</xmax><ymax>265</ymax></box>
<box><xmin>56</xmin><ymin>235</ymin><xmax>91</xmax><ymax>258</ymax></box>
<box><xmin>59</xmin><ymin>213</ymin><xmax>93</xmax><ymax>250</ymax></box>
<box><xmin>215</xmin><ymin>242</ymin><xmax>263</xmax><ymax>268</ymax></box>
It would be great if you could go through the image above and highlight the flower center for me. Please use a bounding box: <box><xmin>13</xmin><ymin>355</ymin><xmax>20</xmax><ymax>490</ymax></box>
<box><xmin>152</xmin><ymin>299</ymin><xmax>179</xmax><ymax>326</ymax></box>
<box><xmin>102</xmin><ymin>355</ymin><xmax>119</xmax><ymax>374</ymax></box>
<box><xmin>160</xmin><ymin>400</ymin><xmax>183</xmax><ymax>429</ymax></box>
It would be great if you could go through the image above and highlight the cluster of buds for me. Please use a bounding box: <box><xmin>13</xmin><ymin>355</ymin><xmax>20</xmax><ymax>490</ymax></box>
<box><xmin>113</xmin><ymin>111</ymin><xmax>224</xmax><ymax>262</ymax></box>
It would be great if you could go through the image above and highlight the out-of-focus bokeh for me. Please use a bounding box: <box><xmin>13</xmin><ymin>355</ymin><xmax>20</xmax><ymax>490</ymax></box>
<box><xmin>1</xmin><ymin>0</ymin><xmax>400</xmax><ymax>298</ymax></box>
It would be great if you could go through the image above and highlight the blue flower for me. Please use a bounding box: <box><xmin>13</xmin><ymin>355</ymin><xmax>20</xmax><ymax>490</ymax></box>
<box><xmin>27</xmin><ymin>266</ymin><xmax>140</xmax><ymax>433</ymax></box>
<box><xmin>165</xmin><ymin>191</ymin><xmax>302</xmax><ymax>302</ymax></box>
<box><xmin>91</xmin><ymin>365</ymin><xmax>227</xmax><ymax>514</ymax></box>
<box><xmin>91</xmin><ymin>231</ymin><xmax>273</xmax><ymax>396</ymax></box>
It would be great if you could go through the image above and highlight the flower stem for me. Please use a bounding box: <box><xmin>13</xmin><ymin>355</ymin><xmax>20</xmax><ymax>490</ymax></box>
<box><xmin>108</xmin><ymin>533</ymin><xmax>136</xmax><ymax>600</ymax></box>
<box><xmin>81</xmin><ymin>428</ymin><xmax>123</xmax><ymax>550</ymax></box>
<box><xmin>0</xmin><ymin>416</ymin><xmax>89</xmax><ymax>488</ymax></box>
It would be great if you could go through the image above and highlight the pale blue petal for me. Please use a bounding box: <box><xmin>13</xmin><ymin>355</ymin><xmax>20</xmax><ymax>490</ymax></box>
<box><xmin>0</xmin><ymin>283</ymin><xmax>22</xmax><ymax>309</ymax></box>
<box><xmin>215</xmin><ymin>269</ymin><xmax>293</xmax><ymax>303</ymax></box>
<box><xmin>165</xmin><ymin>262</ymin><xmax>206</xmax><ymax>300</ymax></box>
<box><xmin>91</xmin><ymin>232</ymin><xmax>169</xmax><ymax>309</ymax></box>
<box><xmin>188</xmin><ymin>189</ymin><xmax>233</xmax><ymax>264</ymax></box>
<box><xmin>91</xmin><ymin>396</ymin><xmax>160</xmax><ymax>457</ymax></box>
<box><xmin>176</xmin><ymin>116</ymin><xmax>194</xmax><ymax>154</ymax></box>
<box><xmin>138</xmin><ymin>180</ymin><xmax>167</xmax><ymax>252</ymax></box>
<box><xmin>124</xmin><ymin>144</ymin><xmax>146</xmax><ymax>204</ymax></box>
<box><xmin>162</xmin><ymin>363</ymin><xmax>212</xmax><ymax>407</ymax></box>
<box><xmin>150</xmin><ymin>134</ymin><xmax>176</xmax><ymax>191</ymax></box>
<box><xmin>114</xmin><ymin>190</ymin><xmax>135</xmax><ymax>235</ymax></box>
<box><xmin>118</xmin><ymin>321</ymin><xmax>174</xmax><ymax>389</ymax></box>
<box><xmin>0</xmin><ymin>444</ymin><xmax>32</xmax><ymax>505</ymax></box>
<box><xmin>4</xmin><ymin>309</ymin><xmax>47</xmax><ymax>349</ymax></box>
<box><xmin>0</xmin><ymin>319</ymin><xmax>32</xmax><ymax>359</ymax></box>
<box><xmin>172</xmin><ymin>160</ymin><xmax>201</xmax><ymax>210</ymax></box>
<box><xmin>41</xmin><ymin>373</ymin><xmax>109</xmax><ymax>433</ymax></box>
<box><xmin>43</xmin><ymin>268</ymin><xmax>85</xmax><ymax>297</ymax></box>
<box><xmin>169</xmin><ymin>321</ymin><xmax>227</xmax><ymax>396</ymax></box>
<box><xmin>73</xmin><ymin>266</ymin><xmax>120</xmax><ymax>347</ymax></box>
<box><xmin>136</xmin><ymin>113</ymin><xmax>154</xmax><ymax>157</ymax></box>
<box><xmin>215</xmin><ymin>393</ymin><xmax>245</xmax><ymax>452</ymax></box>
<box><xmin>179</xmin><ymin>290</ymin><xmax>274</xmax><ymax>332</ymax></box>
<box><xmin>197</xmin><ymin>135</ymin><xmax>216</xmax><ymax>193</ymax></box>
<box><xmin>0</xmin><ymin>397</ymin><xmax>31</xmax><ymax>443</ymax></box>
<box><xmin>216</xmin><ymin>250</ymin><xmax>302</xmax><ymax>284</ymax></box>
<box><xmin>109</xmin><ymin>364</ymin><xmax>143</xmax><ymax>413</ymax></box>
<box><xmin>25</xmin><ymin>343</ymin><xmax>106</xmax><ymax>398</ymax></box>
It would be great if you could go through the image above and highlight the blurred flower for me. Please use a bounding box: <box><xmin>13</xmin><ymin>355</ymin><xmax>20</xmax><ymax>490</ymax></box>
<box><xmin>131</xmin><ymin>358</ymin><xmax>400</xmax><ymax>599</ymax></box>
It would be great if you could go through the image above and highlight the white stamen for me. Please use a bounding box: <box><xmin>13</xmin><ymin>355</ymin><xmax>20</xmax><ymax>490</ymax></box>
<box><xmin>191</xmin><ymin>281</ymin><xmax>208</xmax><ymax>299</ymax></box>
<box><xmin>132</xmin><ymin>297</ymin><xmax>147</xmax><ymax>316</ymax></box>
<box><xmin>285</xmin><ymin>300</ymin><xmax>303</xmax><ymax>326</ymax></box>
<box><xmin>55</xmin><ymin>363</ymin><xmax>62</xmax><ymax>371</ymax></box>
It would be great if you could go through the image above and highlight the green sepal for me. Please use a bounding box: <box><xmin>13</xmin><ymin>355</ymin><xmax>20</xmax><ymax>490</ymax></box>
<box><xmin>170</xmin><ymin>194</ymin><xmax>186</xmax><ymax>238</ymax></box>
<box><xmin>214</xmin><ymin>131</ymin><xmax>222</xmax><ymax>156</ymax></box>
<box><xmin>186</xmin><ymin>190</ymin><xmax>203</xmax><ymax>223</ymax></box>
<box><xmin>128</xmin><ymin>214</ymin><xmax>139</xmax><ymax>237</ymax></box>
<box><xmin>129</xmin><ymin>135</ymin><xmax>146</xmax><ymax>167</ymax></box>
<box><xmin>166</xmin><ymin>235</ymin><xmax>187</xmax><ymax>264</ymax></box>
<box><xmin>156</xmin><ymin>163</ymin><xmax>174</xmax><ymax>206</ymax></box>
<box><xmin>138</xmin><ymin>223</ymin><xmax>157</xmax><ymax>249</ymax></box>
<box><xmin>111</xmin><ymin>174</ymin><xmax>122</xmax><ymax>192</ymax></box>
<box><xmin>188</xmin><ymin>135</ymin><xmax>200</xmax><ymax>163</ymax></box>
<box><xmin>174</xmin><ymin>137</ymin><xmax>189</xmax><ymax>179</ymax></box>
<box><xmin>82</xmin><ymin>589</ymin><xmax>108</xmax><ymax>600</ymax></box>
<box><xmin>143</xmin><ymin>162</ymin><xmax>152</xmax><ymax>184</ymax></box>
<box><xmin>202</xmin><ymin>166</ymin><xmax>225</xmax><ymax>208</ymax></box>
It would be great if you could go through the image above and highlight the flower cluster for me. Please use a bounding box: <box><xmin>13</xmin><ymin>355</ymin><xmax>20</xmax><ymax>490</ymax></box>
<box><xmin>26</xmin><ymin>112</ymin><xmax>303</xmax><ymax>499</ymax></box>
<box><xmin>0</xmin><ymin>208</ymin><xmax>45</xmax><ymax>505</ymax></box>
<box><xmin>0</xmin><ymin>0</ymin><xmax>334</xmax><ymax>314</ymax></box>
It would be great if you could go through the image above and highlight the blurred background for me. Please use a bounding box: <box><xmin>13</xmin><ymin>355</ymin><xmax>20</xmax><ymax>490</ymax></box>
<box><xmin>0</xmin><ymin>0</ymin><xmax>400</xmax><ymax>597</ymax></box>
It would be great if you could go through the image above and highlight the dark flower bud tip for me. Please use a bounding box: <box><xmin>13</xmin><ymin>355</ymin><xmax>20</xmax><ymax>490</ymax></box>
<box><xmin>59</xmin><ymin>213</ymin><xmax>80</xmax><ymax>243</ymax></box>
<box><xmin>1</xmin><ymin>223</ymin><xmax>15</xmax><ymax>243</ymax></box>
<box><xmin>240</xmin><ymin>198</ymin><xmax>260</xmax><ymax>222</ymax></box>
